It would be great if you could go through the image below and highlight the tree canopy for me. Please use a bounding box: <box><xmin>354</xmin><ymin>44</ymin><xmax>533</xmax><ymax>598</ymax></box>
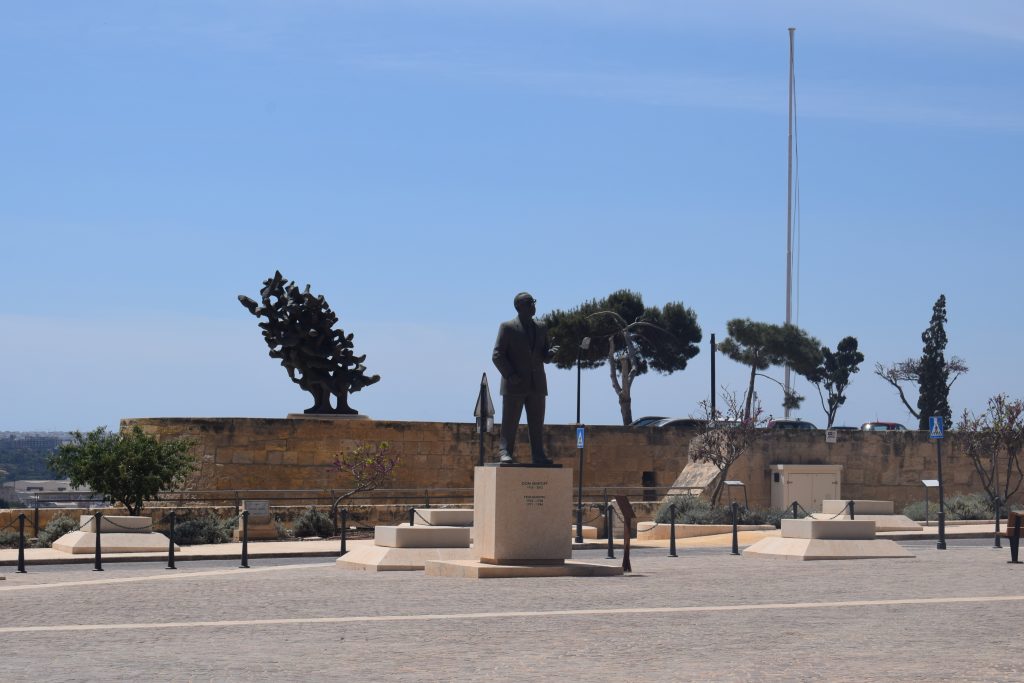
<box><xmin>48</xmin><ymin>426</ymin><xmax>196</xmax><ymax>516</ymax></box>
<box><xmin>811</xmin><ymin>336</ymin><xmax>865</xmax><ymax>427</ymax></box>
<box><xmin>717</xmin><ymin>319</ymin><xmax>822</xmax><ymax>419</ymax></box>
<box><xmin>917</xmin><ymin>294</ymin><xmax>952</xmax><ymax>430</ymax></box>
<box><xmin>543</xmin><ymin>290</ymin><xmax>701</xmax><ymax>425</ymax></box>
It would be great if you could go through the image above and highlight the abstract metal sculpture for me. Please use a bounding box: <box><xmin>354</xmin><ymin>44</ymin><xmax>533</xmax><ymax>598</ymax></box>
<box><xmin>239</xmin><ymin>271</ymin><xmax>380</xmax><ymax>414</ymax></box>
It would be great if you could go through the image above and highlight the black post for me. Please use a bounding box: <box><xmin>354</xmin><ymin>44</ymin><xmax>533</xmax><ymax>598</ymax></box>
<box><xmin>1008</xmin><ymin>516</ymin><xmax>1021</xmax><ymax>564</ymax></box>
<box><xmin>166</xmin><ymin>511</ymin><xmax>176</xmax><ymax>570</ymax></box>
<box><xmin>33</xmin><ymin>500</ymin><xmax>40</xmax><ymax>536</ymax></box>
<box><xmin>575</xmin><ymin>427</ymin><xmax>585</xmax><ymax>545</ymax></box>
<box><xmin>93</xmin><ymin>512</ymin><xmax>103</xmax><ymax>572</ymax></box>
<box><xmin>409</xmin><ymin>507</ymin><xmax>415</xmax><ymax>527</ymax></box>
<box><xmin>848</xmin><ymin>500</ymin><xmax>856</xmax><ymax>520</ymax></box>
<box><xmin>792</xmin><ymin>501</ymin><xmax>799</xmax><ymax>519</ymax></box>
<box><xmin>993</xmin><ymin>498</ymin><xmax>1002</xmax><ymax>549</ymax></box>
<box><xmin>16</xmin><ymin>513</ymin><xmax>26</xmax><ymax>574</ymax></box>
<box><xmin>239</xmin><ymin>510</ymin><xmax>250</xmax><ymax>568</ymax></box>
<box><xmin>605</xmin><ymin>504</ymin><xmax>615</xmax><ymax>559</ymax></box>
<box><xmin>710</xmin><ymin>333</ymin><xmax>717</xmax><ymax>417</ymax></box>
<box><xmin>339</xmin><ymin>508</ymin><xmax>349</xmax><ymax>556</ymax></box>
<box><xmin>936</xmin><ymin>437</ymin><xmax>947</xmax><ymax>550</ymax></box>
<box><xmin>730</xmin><ymin>502</ymin><xmax>740</xmax><ymax>556</ymax></box>
<box><xmin>332</xmin><ymin>505</ymin><xmax>339</xmax><ymax>537</ymax></box>
<box><xmin>668</xmin><ymin>503</ymin><xmax>677</xmax><ymax>558</ymax></box>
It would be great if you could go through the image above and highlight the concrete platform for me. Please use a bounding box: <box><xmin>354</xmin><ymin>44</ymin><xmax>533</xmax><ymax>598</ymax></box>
<box><xmin>822</xmin><ymin>500</ymin><xmax>893</xmax><ymax>515</ymax></box>
<box><xmin>337</xmin><ymin>545</ymin><xmax>476</xmax><ymax>571</ymax></box>
<box><xmin>374</xmin><ymin>525</ymin><xmax>471</xmax><ymax>548</ymax></box>
<box><xmin>424</xmin><ymin>559</ymin><xmax>624</xmax><ymax>578</ymax></box>
<box><xmin>743</xmin><ymin>537</ymin><xmax>915</xmax><ymax>561</ymax></box>
<box><xmin>637</xmin><ymin>522</ymin><xmax>776</xmax><ymax>541</ymax></box>
<box><xmin>51</xmin><ymin>531</ymin><xmax>178</xmax><ymax>555</ymax></box>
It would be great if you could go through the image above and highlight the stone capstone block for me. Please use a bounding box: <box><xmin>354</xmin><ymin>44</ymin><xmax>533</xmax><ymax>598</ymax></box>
<box><xmin>781</xmin><ymin>519</ymin><xmax>876</xmax><ymax>540</ymax></box>
<box><xmin>78</xmin><ymin>515</ymin><xmax>154</xmax><ymax>533</ymax></box>
<box><xmin>822</xmin><ymin>499</ymin><xmax>894</xmax><ymax>515</ymax></box>
<box><xmin>374</xmin><ymin>525</ymin><xmax>471</xmax><ymax>548</ymax></box>
<box><xmin>414</xmin><ymin>508</ymin><xmax>473</xmax><ymax>526</ymax></box>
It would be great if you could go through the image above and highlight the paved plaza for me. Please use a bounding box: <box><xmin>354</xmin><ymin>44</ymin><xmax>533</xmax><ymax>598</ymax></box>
<box><xmin>1</xmin><ymin>538</ymin><xmax>1021</xmax><ymax>682</ymax></box>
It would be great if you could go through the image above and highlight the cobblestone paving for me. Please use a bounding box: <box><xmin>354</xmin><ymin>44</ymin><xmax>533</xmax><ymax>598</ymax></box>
<box><xmin>1</xmin><ymin>545</ymin><xmax>1021</xmax><ymax>682</ymax></box>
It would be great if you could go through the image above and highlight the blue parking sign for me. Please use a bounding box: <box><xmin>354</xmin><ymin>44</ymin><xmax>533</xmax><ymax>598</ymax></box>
<box><xmin>929</xmin><ymin>416</ymin><xmax>944</xmax><ymax>439</ymax></box>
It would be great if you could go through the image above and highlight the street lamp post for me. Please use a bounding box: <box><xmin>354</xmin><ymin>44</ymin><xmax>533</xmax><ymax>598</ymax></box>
<box><xmin>575</xmin><ymin>337</ymin><xmax>591</xmax><ymax>544</ymax></box>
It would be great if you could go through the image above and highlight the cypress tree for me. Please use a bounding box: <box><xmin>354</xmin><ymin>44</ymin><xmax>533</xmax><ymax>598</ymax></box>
<box><xmin>917</xmin><ymin>295</ymin><xmax>951</xmax><ymax>430</ymax></box>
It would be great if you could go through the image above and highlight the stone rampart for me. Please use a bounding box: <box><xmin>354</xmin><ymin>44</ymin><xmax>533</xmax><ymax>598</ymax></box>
<box><xmin>121</xmin><ymin>418</ymin><xmax>997</xmax><ymax>510</ymax></box>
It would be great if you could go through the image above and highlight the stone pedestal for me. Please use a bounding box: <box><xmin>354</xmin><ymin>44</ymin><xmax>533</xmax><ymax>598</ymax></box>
<box><xmin>473</xmin><ymin>465</ymin><xmax>572</xmax><ymax>565</ymax></box>
<box><xmin>51</xmin><ymin>515</ymin><xmax>179</xmax><ymax>555</ymax></box>
<box><xmin>425</xmin><ymin>466</ymin><xmax>622</xmax><ymax>578</ymax></box>
<box><xmin>233</xmin><ymin>500</ymin><xmax>278</xmax><ymax>541</ymax></box>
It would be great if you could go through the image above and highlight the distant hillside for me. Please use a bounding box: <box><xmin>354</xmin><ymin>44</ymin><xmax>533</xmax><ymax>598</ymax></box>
<box><xmin>0</xmin><ymin>432</ymin><xmax>71</xmax><ymax>481</ymax></box>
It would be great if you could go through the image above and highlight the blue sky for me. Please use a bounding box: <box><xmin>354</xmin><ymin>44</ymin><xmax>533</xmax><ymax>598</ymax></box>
<box><xmin>2</xmin><ymin>1</ymin><xmax>1022</xmax><ymax>431</ymax></box>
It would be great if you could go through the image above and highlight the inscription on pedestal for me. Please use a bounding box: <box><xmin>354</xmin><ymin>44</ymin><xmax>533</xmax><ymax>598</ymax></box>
<box><xmin>473</xmin><ymin>466</ymin><xmax>572</xmax><ymax>565</ymax></box>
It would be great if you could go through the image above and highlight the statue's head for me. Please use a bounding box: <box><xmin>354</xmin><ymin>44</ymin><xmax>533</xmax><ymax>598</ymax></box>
<box><xmin>514</xmin><ymin>292</ymin><xmax>536</xmax><ymax>317</ymax></box>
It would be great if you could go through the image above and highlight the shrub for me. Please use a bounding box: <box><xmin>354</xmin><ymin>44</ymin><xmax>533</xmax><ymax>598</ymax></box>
<box><xmin>655</xmin><ymin>496</ymin><xmax>790</xmax><ymax>526</ymax></box>
<box><xmin>0</xmin><ymin>528</ymin><xmax>20</xmax><ymax>549</ymax></box>
<box><xmin>292</xmin><ymin>507</ymin><xmax>334</xmax><ymax>538</ymax></box>
<box><xmin>172</xmin><ymin>514</ymin><xmax>236</xmax><ymax>546</ymax></box>
<box><xmin>34</xmin><ymin>514</ymin><xmax>80</xmax><ymax>548</ymax></box>
<box><xmin>903</xmin><ymin>493</ymin><xmax>996</xmax><ymax>521</ymax></box>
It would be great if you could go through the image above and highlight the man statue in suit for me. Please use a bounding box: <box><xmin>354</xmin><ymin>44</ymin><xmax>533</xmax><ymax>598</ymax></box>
<box><xmin>492</xmin><ymin>292</ymin><xmax>559</xmax><ymax>465</ymax></box>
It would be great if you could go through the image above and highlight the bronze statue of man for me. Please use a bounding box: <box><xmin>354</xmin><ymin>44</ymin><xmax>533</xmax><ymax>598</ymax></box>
<box><xmin>492</xmin><ymin>292</ymin><xmax>559</xmax><ymax>465</ymax></box>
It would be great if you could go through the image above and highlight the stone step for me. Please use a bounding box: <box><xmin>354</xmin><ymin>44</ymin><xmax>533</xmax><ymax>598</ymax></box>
<box><xmin>374</xmin><ymin>525</ymin><xmax>471</xmax><ymax>548</ymax></box>
<box><xmin>781</xmin><ymin>519</ymin><xmax>876</xmax><ymax>540</ymax></box>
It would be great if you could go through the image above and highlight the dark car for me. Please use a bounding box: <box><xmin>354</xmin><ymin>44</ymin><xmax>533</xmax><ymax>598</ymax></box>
<box><xmin>860</xmin><ymin>422</ymin><xmax>908</xmax><ymax>431</ymax></box>
<box><xmin>653</xmin><ymin>418</ymin><xmax>707</xmax><ymax>429</ymax></box>
<box><xmin>766</xmin><ymin>418</ymin><xmax>817</xmax><ymax>430</ymax></box>
<box><xmin>629</xmin><ymin>416</ymin><xmax>667</xmax><ymax>427</ymax></box>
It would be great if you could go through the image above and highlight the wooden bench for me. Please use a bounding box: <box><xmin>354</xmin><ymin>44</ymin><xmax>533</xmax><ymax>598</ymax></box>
<box><xmin>1006</xmin><ymin>511</ymin><xmax>1023</xmax><ymax>564</ymax></box>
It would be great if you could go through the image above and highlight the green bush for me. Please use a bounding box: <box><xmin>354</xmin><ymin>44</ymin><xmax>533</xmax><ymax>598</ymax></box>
<box><xmin>292</xmin><ymin>506</ymin><xmax>334</xmax><ymax>538</ymax></box>
<box><xmin>34</xmin><ymin>514</ymin><xmax>80</xmax><ymax>547</ymax></box>
<box><xmin>0</xmin><ymin>528</ymin><xmax>20</xmax><ymax>549</ymax></box>
<box><xmin>172</xmin><ymin>514</ymin><xmax>236</xmax><ymax>545</ymax></box>
<box><xmin>655</xmin><ymin>496</ymin><xmax>790</xmax><ymax>526</ymax></box>
<box><xmin>903</xmin><ymin>493</ymin><xmax>996</xmax><ymax>521</ymax></box>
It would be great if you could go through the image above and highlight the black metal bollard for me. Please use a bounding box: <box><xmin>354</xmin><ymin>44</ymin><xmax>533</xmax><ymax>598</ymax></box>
<box><xmin>993</xmin><ymin>499</ymin><xmax>1002</xmax><ymax>549</ymax></box>
<box><xmin>1009</xmin><ymin>516</ymin><xmax>1021</xmax><ymax>565</ymax></box>
<box><xmin>166</xmin><ymin>511</ymin><xmax>177</xmax><ymax>570</ymax></box>
<box><xmin>33</xmin><ymin>501</ymin><xmax>40</xmax><ymax>537</ymax></box>
<box><xmin>792</xmin><ymin>501</ymin><xmax>799</xmax><ymax>519</ymax></box>
<box><xmin>93</xmin><ymin>512</ymin><xmax>104</xmax><ymax>572</ymax></box>
<box><xmin>409</xmin><ymin>508</ymin><xmax>415</xmax><ymax>527</ymax></box>
<box><xmin>339</xmin><ymin>508</ymin><xmax>349</xmax><ymax>556</ymax></box>
<box><xmin>668</xmin><ymin>503</ymin><xmax>678</xmax><ymax>558</ymax></box>
<box><xmin>730</xmin><ymin>502</ymin><xmax>740</xmax><ymax>556</ymax></box>
<box><xmin>849</xmin><ymin>500</ymin><xmax>856</xmax><ymax>520</ymax></box>
<box><xmin>16</xmin><ymin>513</ymin><xmax>27</xmax><ymax>574</ymax></box>
<box><xmin>605</xmin><ymin>504</ymin><xmax>615</xmax><ymax>560</ymax></box>
<box><xmin>239</xmin><ymin>510</ymin><xmax>250</xmax><ymax>569</ymax></box>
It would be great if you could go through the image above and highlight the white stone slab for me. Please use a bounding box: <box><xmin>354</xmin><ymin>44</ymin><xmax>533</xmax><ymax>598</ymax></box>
<box><xmin>51</xmin><ymin>531</ymin><xmax>178</xmax><ymax>554</ymax></box>
<box><xmin>414</xmin><ymin>509</ymin><xmax>474</xmax><ymax>526</ymax></box>
<box><xmin>78</xmin><ymin>515</ymin><xmax>154</xmax><ymax>533</ymax></box>
<box><xmin>374</xmin><ymin>525</ymin><xmax>471</xmax><ymax>548</ymax></box>
<box><xmin>473</xmin><ymin>466</ymin><xmax>572</xmax><ymax>565</ymax></box>
<box><xmin>781</xmin><ymin>519</ymin><xmax>876</xmax><ymax>540</ymax></box>
<box><xmin>337</xmin><ymin>545</ymin><xmax>476</xmax><ymax>571</ymax></box>
<box><xmin>822</xmin><ymin>500</ymin><xmax>894</xmax><ymax>515</ymax></box>
<box><xmin>425</xmin><ymin>559</ymin><xmax>623</xmax><ymax>578</ymax></box>
<box><xmin>743</xmin><ymin>537</ymin><xmax>914</xmax><ymax>560</ymax></box>
<box><xmin>809</xmin><ymin>513</ymin><xmax>922</xmax><ymax>532</ymax></box>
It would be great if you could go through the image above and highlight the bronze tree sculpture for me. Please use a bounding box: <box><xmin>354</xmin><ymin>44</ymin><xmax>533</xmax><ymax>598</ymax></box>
<box><xmin>239</xmin><ymin>271</ymin><xmax>380</xmax><ymax>415</ymax></box>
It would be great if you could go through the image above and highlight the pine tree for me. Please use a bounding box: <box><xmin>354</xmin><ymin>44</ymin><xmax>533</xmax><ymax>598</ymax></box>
<box><xmin>917</xmin><ymin>294</ymin><xmax>951</xmax><ymax>430</ymax></box>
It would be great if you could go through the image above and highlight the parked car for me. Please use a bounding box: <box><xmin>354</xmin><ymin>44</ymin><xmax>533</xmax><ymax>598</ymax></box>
<box><xmin>652</xmin><ymin>418</ymin><xmax>707</xmax><ymax>429</ymax></box>
<box><xmin>629</xmin><ymin>416</ymin><xmax>668</xmax><ymax>427</ymax></box>
<box><xmin>860</xmin><ymin>422</ymin><xmax>908</xmax><ymax>431</ymax></box>
<box><xmin>766</xmin><ymin>418</ymin><xmax>818</xmax><ymax>430</ymax></box>
<box><xmin>829</xmin><ymin>426</ymin><xmax>859</xmax><ymax>431</ymax></box>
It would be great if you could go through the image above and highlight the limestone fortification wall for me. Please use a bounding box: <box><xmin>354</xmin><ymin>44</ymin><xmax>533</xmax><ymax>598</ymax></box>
<box><xmin>120</xmin><ymin>418</ymin><xmax>999</xmax><ymax>510</ymax></box>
